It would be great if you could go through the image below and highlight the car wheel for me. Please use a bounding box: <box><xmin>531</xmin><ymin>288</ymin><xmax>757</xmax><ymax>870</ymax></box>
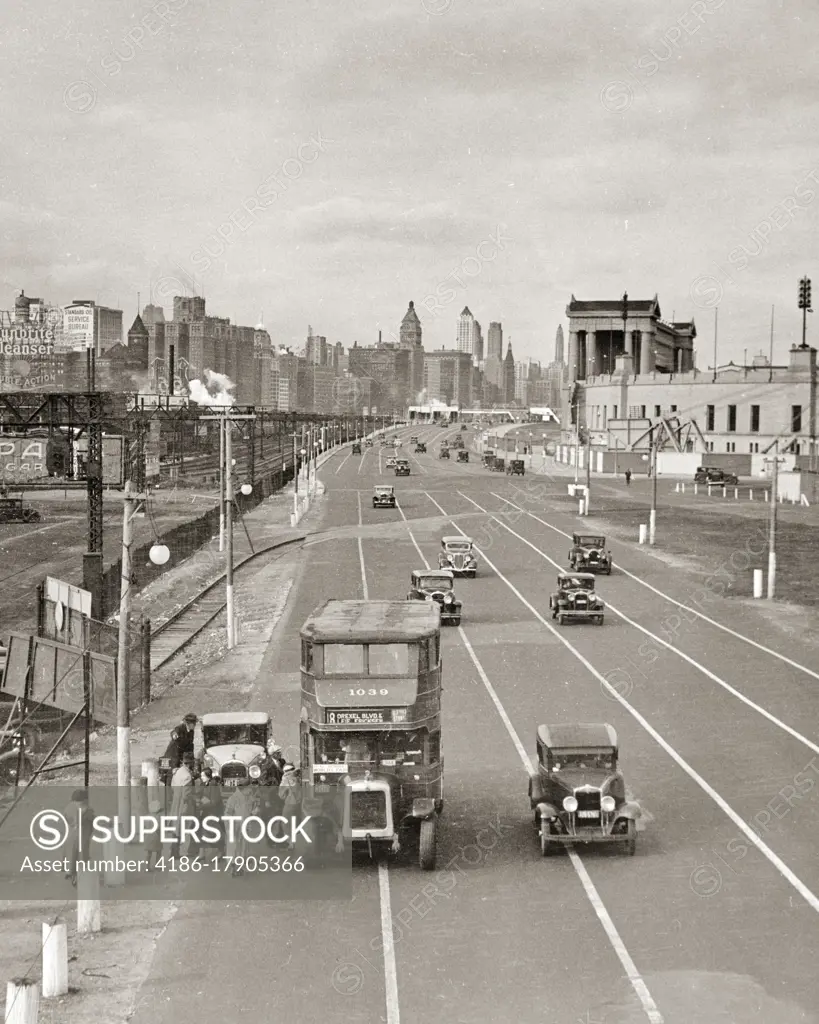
<box><xmin>469</xmin><ymin>571</ymin><xmax>476</xmax><ymax>579</ymax></box>
<box><xmin>540</xmin><ymin>823</ymin><xmax>558</xmax><ymax>857</ymax></box>
<box><xmin>419</xmin><ymin>818</ymin><xmax>436</xmax><ymax>871</ymax></box>
<box><xmin>626</xmin><ymin>818</ymin><xmax>637</xmax><ymax>856</ymax></box>
<box><xmin>557</xmin><ymin>613</ymin><xmax>565</xmax><ymax>625</ymax></box>
<box><xmin>597</xmin><ymin>615</ymin><xmax>604</xmax><ymax>625</ymax></box>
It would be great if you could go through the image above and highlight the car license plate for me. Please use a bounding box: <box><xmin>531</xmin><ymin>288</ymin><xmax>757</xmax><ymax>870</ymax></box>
<box><xmin>577</xmin><ymin>810</ymin><xmax>598</xmax><ymax>818</ymax></box>
<box><xmin>315</xmin><ymin>784</ymin><xmax>330</xmax><ymax>794</ymax></box>
<box><xmin>223</xmin><ymin>779</ymin><xmax>241</xmax><ymax>787</ymax></box>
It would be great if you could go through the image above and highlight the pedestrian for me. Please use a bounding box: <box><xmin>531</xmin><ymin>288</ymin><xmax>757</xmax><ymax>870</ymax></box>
<box><xmin>170</xmin><ymin>714</ymin><xmax>198</xmax><ymax>760</ymax></box>
<box><xmin>169</xmin><ymin>753</ymin><xmax>197</xmax><ymax>858</ymax></box>
<box><xmin>196</xmin><ymin>767</ymin><xmax>225</xmax><ymax>857</ymax></box>
<box><xmin>624</xmin><ymin>469</ymin><xmax>632</xmax><ymax>486</ymax></box>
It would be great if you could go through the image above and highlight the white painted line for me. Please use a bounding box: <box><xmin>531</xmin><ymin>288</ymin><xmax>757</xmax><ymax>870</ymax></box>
<box><xmin>378</xmin><ymin>862</ymin><xmax>401</xmax><ymax>1024</ymax></box>
<box><xmin>438</xmin><ymin>502</ymin><xmax>819</xmax><ymax>919</ymax></box>
<box><xmin>463</xmin><ymin>494</ymin><xmax>819</xmax><ymax>759</ymax></box>
<box><xmin>357</xmin><ymin>448</ymin><xmax>366</xmax><ymax>474</ymax></box>
<box><xmin>492</xmin><ymin>492</ymin><xmax>819</xmax><ymax>684</ymax></box>
<box><xmin>335</xmin><ymin>451</ymin><xmax>351</xmax><ymax>475</ymax></box>
<box><xmin>356</xmin><ymin>491</ymin><xmax>368</xmax><ymax>599</ymax></box>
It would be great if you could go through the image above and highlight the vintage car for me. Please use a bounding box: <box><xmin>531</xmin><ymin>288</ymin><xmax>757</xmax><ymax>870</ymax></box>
<box><xmin>450</xmin><ymin>436</ymin><xmax>464</xmax><ymax>449</ymax></box>
<box><xmin>373</xmin><ymin>485</ymin><xmax>396</xmax><ymax>508</ymax></box>
<box><xmin>407</xmin><ymin>569</ymin><xmax>461</xmax><ymax>625</ymax></box>
<box><xmin>438</xmin><ymin>536</ymin><xmax>477</xmax><ymax>577</ymax></box>
<box><xmin>457</xmin><ymin>450</ymin><xmax>469</xmax><ymax>463</ymax></box>
<box><xmin>482</xmin><ymin>451</ymin><xmax>495</xmax><ymax>467</ymax></box>
<box><xmin>506</xmin><ymin>459</ymin><xmax>525</xmax><ymax>476</ymax></box>
<box><xmin>549</xmin><ymin>572</ymin><xmax>604</xmax><ymax>624</ymax></box>
<box><xmin>410</xmin><ymin>435</ymin><xmax>419</xmax><ymax>444</ymax></box>
<box><xmin>694</xmin><ymin>466</ymin><xmax>738</xmax><ymax>485</ymax></box>
<box><xmin>489</xmin><ymin>456</ymin><xmax>505</xmax><ymax>472</ymax></box>
<box><xmin>439</xmin><ymin>447</ymin><xmax>450</xmax><ymax>459</ymax></box>
<box><xmin>0</xmin><ymin>498</ymin><xmax>41</xmax><ymax>524</ymax></box>
<box><xmin>386</xmin><ymin>456</ymin><xmax>397</xmax><ymax>468</ymax></box>
<box><xmin>395</xmin><ymin>459</ymin><xmax>411</xmax><ymax>476</ymax></box>
<box><xmin>415</xmin><ymin>443</ymin><xmax>427</xmax><ymax>454</ymax></box>
<box><xmin>199</xmin><ymin>711</ymin><xmax>278</xmax><ymax>786</ymax></box>
<box><xmin>460</xmin><ymin>425</ymin><xmax>467</xmax><ymax>432</ymax></box>
<box><xmin>568</xmin><ymin>533</ymin><xmax>612</xmax><ymax>574</ymax></box>
<box><xmin>528</xmin><ymin>723</ymin><xmax>640</xmax><ymax>855</ymax></box>
<box><xmin>365</xmin><ymin>438</ymin><xmax>374</xmax><ymax>447</ymax></box>
<box><xmin>352</xmin><ymin>442</ymin><xmax>362</xmax><ymax>454</ymax></box>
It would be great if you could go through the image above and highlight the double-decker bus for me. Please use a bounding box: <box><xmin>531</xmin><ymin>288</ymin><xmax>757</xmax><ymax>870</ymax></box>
<box><xmin>299</xmin><ymin>600</ymin><xmax>442</xmax><ymax>870</ymax></box>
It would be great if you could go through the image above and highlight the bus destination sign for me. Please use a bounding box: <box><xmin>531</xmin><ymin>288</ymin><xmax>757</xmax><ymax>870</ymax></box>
<box><xmin>326</xmin><ymin>708</ymin><xmax>390</xmax><ymax>725</ymax></box>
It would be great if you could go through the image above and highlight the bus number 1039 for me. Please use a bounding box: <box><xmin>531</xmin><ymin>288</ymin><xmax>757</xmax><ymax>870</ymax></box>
<box><xmin>348</xmin><ymin>688</ymin><xmax>389</xmax><ymax>696</ymax></box>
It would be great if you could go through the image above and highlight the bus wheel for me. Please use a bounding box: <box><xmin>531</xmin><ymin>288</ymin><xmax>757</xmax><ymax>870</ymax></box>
<box><xmin>419</xmin><ymin>818</ymin><xmax>436</xmax><ymax>871</ymax></box>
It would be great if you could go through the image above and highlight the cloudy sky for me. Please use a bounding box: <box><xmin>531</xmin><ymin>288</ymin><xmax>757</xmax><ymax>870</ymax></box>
<box><xmin>1</xmin><ymin>0</ymin><xmax>817</xmax><ymax>366</ymax></box>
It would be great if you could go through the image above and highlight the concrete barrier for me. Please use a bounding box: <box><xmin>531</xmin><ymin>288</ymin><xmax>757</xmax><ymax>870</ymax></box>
<box><xmin>638</xmin><ymin>524</ymin><xmax>647</xmax><ymax>544</ymax></box>
<box><xmin>753</xmin><ymin>569</ymin><xmax>763</xmax><ymax>598</ymax></box>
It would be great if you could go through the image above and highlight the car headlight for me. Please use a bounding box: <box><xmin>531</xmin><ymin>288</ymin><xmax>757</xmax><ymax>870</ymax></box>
<box><xmin>444</xmin><ymin>594</ymin><xmax>453</xmax><ymax>604</ymax></box>
<box><xmin>563</xmin><ymin>796</ymin><xmax>578</xmax><ymax>812</ymax></box>
<box><xmin>203</xmin><ymin>753</ymin><xmax>214</xmax><ymax>767</ymax></box>
<box><xmin>248</xmin><ymin>765</ymin><xmax>261</xmax><ymax>779</ymax></box>
<box><xmin>601</xmin><ymin>796</ymin><xmax>615</xmax><ymax>813</ymax></box>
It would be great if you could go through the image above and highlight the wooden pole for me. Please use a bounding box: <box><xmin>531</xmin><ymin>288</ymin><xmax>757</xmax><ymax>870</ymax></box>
<box><xmin>77</xmin><ymin>869</ymin><xmax>101</xmax><ymax>934</ymax></box>
<box><xmin>41</xmin><ymin>921</ymin><xmax>68</xmax><ymax>998</ymax></box>
<box><xmin>4</xmin><ymin>978</ymin><xmax>39</xmax><ymax>1023</ymax></box>
<box><xmin>225</xmin><ymin>417</ymin><xmax>235</xmax><ymax>649</ymax></box>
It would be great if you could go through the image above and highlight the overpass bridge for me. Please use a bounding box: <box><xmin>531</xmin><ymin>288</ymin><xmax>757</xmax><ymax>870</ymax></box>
<box><xmin>408</xmin><ymin>405</ymin><xmax>560</xmax><ymax>424</ymax></box>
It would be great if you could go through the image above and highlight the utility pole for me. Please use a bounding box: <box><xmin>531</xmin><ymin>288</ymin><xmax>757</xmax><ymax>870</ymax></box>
<box><xmin>585</xmin><ymin>430</ymin><xmax>591</xmax><ymax>515</ymax></box>
<box><xmin>218</xmin><ymin>415</ymin><xmax>225</xmax><ymax>552</ymax></box>
<box><xmin>292</xmin><ymin>431</ymin><xmax>299</xmax><ymax>518</ymax></box>
<box><xmin>766</xmin><ymin>441</ymin><xmax>781</xmax><ymax>599</ymax></box>
<box><xmin>650</xmin><ymin>428</ymin><xmax>658</xmax><ymax>545</ymax></box>
<box><xmin>117</xmin><ymin>481</ymin><xmax>145</xmax><ymax>823</ymax></box>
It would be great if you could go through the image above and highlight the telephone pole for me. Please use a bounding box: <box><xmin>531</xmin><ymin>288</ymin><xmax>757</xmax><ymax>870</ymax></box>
<box><xmin>766</xmin><ymin>441</ymin><xmax>782</xmax><ymax>599</ymax></box>
<box><xmin>585</xmin><ymin>430</ymin><xmax>591</xmax><ymax>515</ymax></box>
<box><xmin>117</xmin><ymin>481</ymin><xmax>146</xmax><ymax>822</ymax></box>
<box><xmin>649</xmin><ymin>429</ymin><xmax>658</xmax><ymax>545</ymax></box>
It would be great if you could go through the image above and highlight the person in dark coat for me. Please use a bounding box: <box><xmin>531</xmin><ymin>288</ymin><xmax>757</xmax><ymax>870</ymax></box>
<box><xmin>196</xmin><ymin>768</ymin><xmax>225</xmax><ymax>857</ymax></box>
<box><xmin>170</xmin><ymin>714</ymin><xmax>198</xmax><ymax>759</ymax></box>
<box><xmin>624</xmin><ymin>469</ymin><xmax>632</xmax><ymax>486</ymax></box>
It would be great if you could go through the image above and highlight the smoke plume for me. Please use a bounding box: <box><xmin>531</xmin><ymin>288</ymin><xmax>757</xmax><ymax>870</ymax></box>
<box><xmin>188</xmin><ymin>368</ymin><xmax>236</xmax><ymax>406</ymax></box>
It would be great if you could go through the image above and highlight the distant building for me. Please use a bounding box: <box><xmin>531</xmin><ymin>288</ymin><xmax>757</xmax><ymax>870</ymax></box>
<box><xmin>62</xmin><ymin>300</ymin><xmax>123</xmax><ymax>356</ymax></box>
<box><xmin>487</xmin><ymin>322</ymin><xmax>503</xmax><ymax>361</ymax></box>
<box><xmin>554</xmin><ymin>324</ymin><xmax>565</xmax><ymax>364</ymax></box>
<box><xmin>399</xmin><ymin>301</ymin><xmax>423</xmax><ymax>349</ymax></box>
<box><xmin>423</xmin><ymin>349</ymin><xmax>473</xmax><ymax>407</ymax></box>
<box><xmin>456</xmin><ymin>307</ymin><xmax>475</xmax><ymax>357</ymax></box>
<box><xmin>503</xmin><ymin>342</ymin><xmax>515</xmax><ymax>404</ymax></box>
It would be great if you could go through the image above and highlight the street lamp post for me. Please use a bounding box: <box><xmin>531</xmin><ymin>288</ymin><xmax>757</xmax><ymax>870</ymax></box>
<box><xmin>218</xmin><ymin>415</ymin><xmax>225</xmax><ymax>552</ymax></box>
<box><xmin>649</xmin><ymin>427</ymin><xmax>658</xmax><ymax>545</ymax></box>
<box><xmin>765</xmin><ymin>441</ymin><xmax>783</xmax><ymax>598</ymax></box>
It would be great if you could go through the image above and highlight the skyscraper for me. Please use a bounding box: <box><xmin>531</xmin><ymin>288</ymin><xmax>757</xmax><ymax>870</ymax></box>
<box><xmin>456</xmin><ymin>307</ymin><xmax>475</xmax><ymax>356</ymax></box>
<box><xmin>555</xmin><ymin>325</ymin><xmax>565</xmax><ymax>364</ymax></box>
<box><xmin>487</xmin><ymin>322</ymin><xmax>503</xmax><ymax>360</ymax></box>
<box><xmin>472</xmin><ymin>319</ymin><xmax>483</xmax><ymax>364</ymax></box>
<box><xmin>503</xmin><ymin>341</ymin><xmax>516</xmax><ymax>404</ymax></box>
<box><xmin>400</xmin><ymin>301</ymin><xmax>423</xmax><ymax>349</ymax></box>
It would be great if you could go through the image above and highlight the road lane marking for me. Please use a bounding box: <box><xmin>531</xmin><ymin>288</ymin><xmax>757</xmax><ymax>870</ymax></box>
<box><xmin>357</xmin><ymin>493</ymin><xmax>398</xmax><ymax>1021</ymax></box>
<box><xmin>492</xmin><ymin>492</ymin><xmax>819</xmax><ymax>684</ymax></box>
<box><xmin>356</xmin><ymin>491</ymin><xmax>368</xmax><ymax>599</ymax></box>
<box><xmin>426</xmin><ymin>495</ymin><xmax>819</xmax><ymax>920</ymax></box>
<box><xmin>335</xmin><ymin>451</ymin><xmax>352</xmax><ymax>474</ymax></box>
<box><xmin>401</xmin><ymin>509</ymin><xmax>663</xmax><ymax>1024</ymax></box>
<box><xmin>378</xmin><ymin>862</ymin><xmax>400</xmax><ymax>1024</ymax></box>
<box><xmin>462</xmin><ymin>494</ymin><xmax>819</xmax><ymax>760</ymax></box>
<box><xmin>357</xmin><ymin>448</ymin><xmax>366</xmax><ymax>474</ymax></box>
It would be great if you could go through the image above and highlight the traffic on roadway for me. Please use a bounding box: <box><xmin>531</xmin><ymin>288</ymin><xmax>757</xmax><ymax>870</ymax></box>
<box><xmin>133</xmin><ymin>422</ymin><xmax>819</xmax><ymax>1024</ymax></box>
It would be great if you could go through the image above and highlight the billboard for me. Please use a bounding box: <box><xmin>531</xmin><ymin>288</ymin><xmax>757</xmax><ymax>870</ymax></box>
<box><xmin>0</xmin><ymin>437</ymin><xmax>49</xmax><ymax>481</ymax></box>
<box><xmin>0</xmin><ymin>319</ymin><xmax>59</xmax><ymax>391</ymax></box>
<box><xmin>63</xmin><ymin>304</ymin><xmax>95</xmax><ymax>350</ymax></box>
<box><xmin>73</xmin><ymin>435</ymin><xmax>124</xmax><ymax>485</ymax></box>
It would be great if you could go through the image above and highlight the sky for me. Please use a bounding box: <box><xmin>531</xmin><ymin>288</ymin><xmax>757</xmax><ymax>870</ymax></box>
<box><xmin>1</xmin><ymin>0</ymin><xmax>818</xmax><ymax>368</ymax></box>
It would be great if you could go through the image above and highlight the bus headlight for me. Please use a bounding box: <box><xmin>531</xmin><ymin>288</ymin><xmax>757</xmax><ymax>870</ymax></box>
<box><xmin>601</xmin><ymin>796</ymin><xmax>615</xmax><ymax>813</ymax></box>
<box><xmin>563</xmin><ymin>796</ymin><xmax>578</xmax><ymax>812</ymax></box>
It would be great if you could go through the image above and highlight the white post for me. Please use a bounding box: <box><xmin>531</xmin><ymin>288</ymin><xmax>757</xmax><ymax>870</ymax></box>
<box><xmin>753</xmin><ymin>569</ymin><xmax>763</xmax><ymax>598</ymax></box>
<box><xmin>764</xmin><ymin>490</ymin><xmax>769</xmax><ymax>502</ymax></box>
<box><xmin>117</xmin><ymin>481</ymin><xmax>135</xmax><ymax>824</ymax></box>
<box><xmin>681</xmin><ymin>482</ymin><xmax>685</xmax><ymax>493</ymax></box>
<box><xmin>707</xmin><ymin>485</ymin><xmax>712</xmax><ymax>496</ymax></box>
<box><xmin>722</xmin><ymin>486</ymin><xmax>727</xmax><ymax>498</ymax></box>
<box><xmin>41</xmin><ymin>921</ymin><xmax>68</xmax><ymax>998</ymax></box>
<box><xmin>638</xmin><ymin>524</ymin><xmax>647</xmax><ymax>544</ymax></box>
<box><xmin>578</xmin><ymin>498</ymin><xmax>584</xmax><ymax>515</ymax></box>
<box><xmin>649</xmin><ymin>509</ymin><xmax>656</xmax><ymax>546</ymax></box>
<box><xmin>674</xmin><ymin>482</ymin><xmax>679</xmax><ymax>493</ymax></box>
<box><xmin>694</xmin><ymin>482</ymin><xmax>698</xmax><ymax>494</ymax></box>
<box><xmin>225</xmin><ymin>414</ymin><xmax>235</xmax><ymax>649</ymax></box>
<box><xmin>218</xmin><ymin>416</ymin><xmax>225</xmax><ymax>552</ymax></box>
<box><xmin>77</xmin><ymin>869</ymin><xmax>101</xmax><ymax>934</ymax></box>
<box><xmin>750</xmin><ymin>489</ymin><xmax>753</xmax><ymax>500</ymax></box>
<box><xmin>4</xmin><ymin>979</ymin><xmax>39</xmax><ymax>1024</ymax></box>
<box><xmin>734</xmin><ymin>487</ymin><xmax>738</xmax><ymax>499</ymax></box>
<box><xmin>767</xmin><ymin>552</ymin><xmax>776</xmax><ymax>599</ymax></box>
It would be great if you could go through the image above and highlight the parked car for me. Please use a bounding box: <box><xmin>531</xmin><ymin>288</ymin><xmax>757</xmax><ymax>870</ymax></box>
<box><xmin>694</xmin><ymin>467</ymin><xmax>738</xmax><ymax>485</ymax></box>
<box><xmin>528</xmin><ymin>723</ymin><xmax>641</xmax><ymax>856</ymax></box>
<box><xmin>439</xmin><ymin>448</ymin><xmax>450</xmax><ymax>460</ymax></box>
<box><xmin>386</xmin><ymin>456</ymin><xmax>397</xmax><ymax>468</ymax></box>
<box><xmin>199</xmin><ymin>711</ymin><xmax>278</xmax><ymax>786</ymax></box>
<box><xmin>489</xmin><ymin>456</ymin><xmax>505</xmax><ymax>472</ymax></box>
<box><xmin>0</xmin><ymin>498</ymin><xmax>41</xmax><ymax>524</ymax></box>
<box><xmin>457</xmin><ymin>450</ymin><xmax>469</xmax><ymax>463</ymax></box>
<box><xmin>407</xmin><ymin>569</ymin><xmax>461</xmax><ymax>625</ymax></box>
<box><xmin>549</xmin><ymin>572</ymin><xmax>604</xmax><ymax>625</ymax></box>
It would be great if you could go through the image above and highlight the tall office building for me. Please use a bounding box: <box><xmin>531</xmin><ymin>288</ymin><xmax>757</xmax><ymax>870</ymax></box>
<box><xmin>554</xmin><ymin>325</ymin><xmax>565</xmax><ymax>364</ymax></box>
<box><xmin>472</xmin><ymin>320</ymin><xmax>483</xmax><ymax>364</ymax></box>
<box><xmin>503</xmin><ymin>342</ymin><xmax>516</xmax><ymax>404</ymax></box>
<box><xmin>456</xmin><ymin>307</ymin><xmax>475</xmax><ymax>356</ymax></box>
<box><xmin>399</xmin><ymin>301</ymin><xmax>423</xmax><ymax>349</ymax></box>
<box><xmin>487</xmin><ymin>322</ymin><xmax>503</xmax><ymax>361</ymax></box>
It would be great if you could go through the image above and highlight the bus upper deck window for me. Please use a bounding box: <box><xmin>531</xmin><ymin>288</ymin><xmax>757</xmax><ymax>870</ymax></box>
<box><xmin>324</xmin><ymin>644</ymin><xmax>364</xmax><ymax>674</ymax></box>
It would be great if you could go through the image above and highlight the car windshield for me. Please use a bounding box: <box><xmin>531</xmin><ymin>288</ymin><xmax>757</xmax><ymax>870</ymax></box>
<box><xmin>560</xmin><ymin>576</ymin><xmax>594</xmax><ymax>590</ymax></box>
<box><xmin>204</xmin><ymin>724</ymin><xmax>267</xmax><ymax>747</ymax></box>
<box><xmin>551</xmin><ymin>752</ymin><xmax>615</xmax><ymax>771</ymax></box>
<box><xmin>376</xmin><ymin>487</ymin><xmax>393</xmax><ymax>495</ymax></box>
<box><xmin>576</xmin><ymin>537</ymin><xmax>604</xmax><ymax>547</ymax></box>
<box><xmin>445</xmin><ymin>543</ymin><xmax>471</xmax><ymax>552</ymax></box>
<box><xmin>419</xmin><ymin>575</ymin><xmax>453</xmax><ymax>591</ymax></box>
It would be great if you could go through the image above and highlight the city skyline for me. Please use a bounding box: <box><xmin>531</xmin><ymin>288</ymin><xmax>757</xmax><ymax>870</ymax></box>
<box><xmin>2</xmin><ymin>1</ymin><xmax>818</xmax><ymax>366</ymax></box>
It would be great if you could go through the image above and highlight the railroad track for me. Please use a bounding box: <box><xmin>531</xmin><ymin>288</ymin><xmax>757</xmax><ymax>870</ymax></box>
<box><xmin>149</xmin><ymin>534</ymin><xmax>305</xmax><ymax>671</ymax></box>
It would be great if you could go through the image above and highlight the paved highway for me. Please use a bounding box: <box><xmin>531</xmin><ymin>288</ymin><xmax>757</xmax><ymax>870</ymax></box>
<box><xmin>132</xmin><ymin>422</ymin><xmax>819</xmax><ymax>1024</ymax></box>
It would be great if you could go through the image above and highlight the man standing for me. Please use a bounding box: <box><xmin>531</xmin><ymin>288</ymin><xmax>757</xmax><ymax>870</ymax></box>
<box><xmin>625</xmin><ymin>469</ymin><xmax>632</xmax><ymax>486</ymax></box>
<box><xmin>169</xmin><ymin>753</ymin><xmax>197</xmax><ymax>858</ymax></box>
<box><xmin>161</xmin><ymin>714</ymin><xmax>198</xmax><ymax>786</ymax></box>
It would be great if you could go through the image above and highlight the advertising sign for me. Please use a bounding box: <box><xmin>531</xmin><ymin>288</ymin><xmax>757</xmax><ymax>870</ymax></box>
<box><xmin>0</xmin><ymin>316</ymin><xmax>60</xmax><ymax>392</ymax></box>
<box><xmin>73</xmin><ymin>436</ymin><xmax>124</xmax><ymax>485</ymax></box>
<box><xmin>63</xmin><ymin>305</ymin><xmax>95</xmax><ymax>350</ymax></box>
<box><xmin>0</xmin><ymin>438</ymin><xmax>49</xmax><ymax>481</ymax></box>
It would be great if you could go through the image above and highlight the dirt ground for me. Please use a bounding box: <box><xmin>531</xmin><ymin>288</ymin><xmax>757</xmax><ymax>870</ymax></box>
<box><xmin>0</xmin><ymin>485</ymin><xmax>317</xmax><ymax>1023</ymax></box>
